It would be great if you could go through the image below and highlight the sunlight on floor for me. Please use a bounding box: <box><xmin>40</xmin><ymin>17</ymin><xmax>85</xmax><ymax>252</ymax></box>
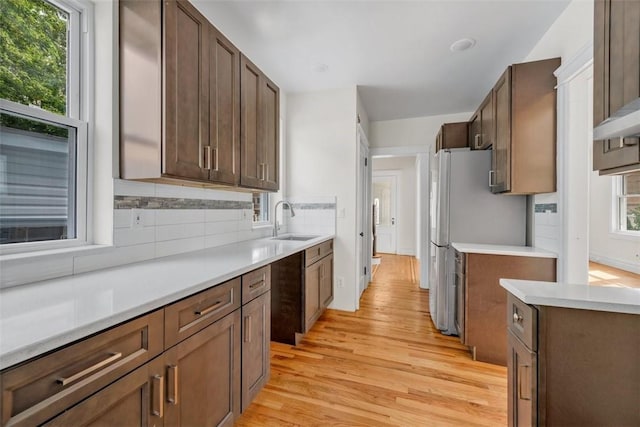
<box><xmin>588</xmin><ymin>262</ymin><xmax>640</xmax><ymax>289</ymax></box>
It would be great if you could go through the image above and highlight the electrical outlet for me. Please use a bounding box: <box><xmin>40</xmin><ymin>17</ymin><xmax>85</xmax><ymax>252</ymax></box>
<box><xmin>336</xmin><ymin>277</ymin><xmax>344</xmax><ymax>288</ymax></box>
<box><xmin>131</xmin><ymin>209</ymin><xmax>143</xmax><ymax>228</ymax></box>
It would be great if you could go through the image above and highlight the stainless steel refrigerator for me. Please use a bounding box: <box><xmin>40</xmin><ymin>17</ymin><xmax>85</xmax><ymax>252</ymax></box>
<box><xmin>429</xmin><ymin>149</ymin><xmax>526</xmax><ymax>335</ymax></box>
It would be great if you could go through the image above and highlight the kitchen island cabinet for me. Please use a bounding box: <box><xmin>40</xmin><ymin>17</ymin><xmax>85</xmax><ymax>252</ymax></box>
<box><xmin>502</xmin><ymin>280</ymin><xmax>640</xmax><ymax>426</ymax></box>
<box><xmin>452</xmin><ymin>243</ymin><xmax>557</xmax><ymax>366</ymax></box>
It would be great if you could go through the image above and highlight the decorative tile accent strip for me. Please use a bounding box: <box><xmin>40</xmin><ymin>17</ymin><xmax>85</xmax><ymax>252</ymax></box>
<box><xmin>290</xmin><ymin>203</ymin><xmax>337</xmax><ymax>210</ymax></box>
<box><xmin>114</xmin><ymin>196</ymin><xmax>252</xmax><ymax>210</ymax></box>
<box><xmin>534</xmin><ymin>203</ymin><xmax>557</xmax><ymax>213</ymax></box>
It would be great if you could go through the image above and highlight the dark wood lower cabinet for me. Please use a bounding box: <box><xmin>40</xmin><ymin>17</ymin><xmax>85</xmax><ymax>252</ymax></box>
<box><xmin>507</xmin><ymin>293</ymin><xmax>640</xmax><ymax>426</ymax></box>
<box><xmin>44</xmin><ymin>357</ymin><xmax>165</xmax><ymax>427</ymax></box>
<box><xmin>271</xmin><ymin>241</ymin><xmax>334</xmax><ymax>345</ymax></box>
<box><xmin>241</xmin><ymin>291</ymin><xmax>271</xmax><ymax>411</ymax></box>
<box><xmin>164</xmin><ymin>310</ymin><xmax>241</xmax><ymax>427</ymax></box>
<box><xmin>507</xmin><ymin>330</ymin><xmax>536</xmax><ymax>427</ymax></box>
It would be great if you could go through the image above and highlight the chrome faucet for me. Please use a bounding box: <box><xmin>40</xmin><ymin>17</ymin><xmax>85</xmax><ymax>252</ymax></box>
<box><xmin>273</xmin><ymin>200</ymin><xmax>296</xmax><ymax>237</ymax></box>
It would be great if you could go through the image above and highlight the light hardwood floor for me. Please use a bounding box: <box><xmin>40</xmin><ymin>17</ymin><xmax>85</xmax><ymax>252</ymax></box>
<box><xmin>589</xmin><ymin>262</ymin><xmax>640</xmax><ymax>289</ymax></box>
<box><xmin>237</xmin><ymin>254</ymin><xmax>508</xmax><ymax>426</ymax></box>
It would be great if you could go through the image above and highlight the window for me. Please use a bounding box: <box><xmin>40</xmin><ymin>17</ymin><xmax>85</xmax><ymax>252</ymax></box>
<box><xmin>0</xmin><ymin>0</ymin><xmax>90</xmax><ymax>252</ymax></box>
<box><xmin>252</xmin><ymin>192</ymin><xmax>270</xmax><ymax>224</ymax></box>
<box><xmin>615</xmin><ymin>172</ymin><xmax>640</xmax><ymax>233</ymax></box>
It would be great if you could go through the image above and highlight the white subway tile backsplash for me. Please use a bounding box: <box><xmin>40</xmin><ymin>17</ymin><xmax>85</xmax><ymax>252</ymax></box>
<box><xmin>204</xmin><ymin>232</ymin><xmax>237</xmax><ymax>248</ymax></box>
<box><xmin>114</xmin><ymin>210</ymin><xmax>132</xmax><ymax>229</ymax></box>
<box><xmin>74</xmin><ymin>244</ymin><xmax>156</xmax><ymax>274</ymax></box>
<box><xmin>156</xmin><ymin>223</ymin><xmax>205</xmax><ymax>242</ymax></box>
<box><xmin>114</xmin><ymin>179</ymin><xmax>155</xmax><ymax>197</ymax></box>
<box><xmin>205</xmin><ymin>221</ymin><xmax>237</xmax><ymax>236</ymax></box>
<box><xmin>199</xmin><ymin>188</ymin><xmax>251</xmax><ymax>202</ymax></box>
<box><xmin>155</xmin><ymin>209</ymin><xmax>205</xmax><ymax>225</ymax></box>
<box><xmin>155</xmin><ymin>183</ymin><xmax>205</xmax><ymax>200</ymax></box>
<box><xmin>156</xmin><ymin>237</ymin><xmax>205</xmax><ymax>258</ymax></box>
<box><xmin>205</xmin><ymin>209</ymin><xmax>239</xmax><ymax>222</ymax></box>
<box><xmin>114</xmin><ymin>227</ymin><xmax>156</xmax><ymax>247</ymax></box>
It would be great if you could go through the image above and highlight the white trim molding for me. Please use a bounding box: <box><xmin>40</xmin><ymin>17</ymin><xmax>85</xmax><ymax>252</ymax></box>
<box><xmin>589</xmin><ymin>252</ymin><xmax>640</xmax><ymax>275</ymax></box>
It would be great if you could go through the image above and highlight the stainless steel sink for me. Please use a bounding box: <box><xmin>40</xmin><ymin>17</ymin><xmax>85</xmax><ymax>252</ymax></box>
<box><xmin>271</xmin><ymin>235</ymin><xmax>319</xmax><ymax>241</ymax></box>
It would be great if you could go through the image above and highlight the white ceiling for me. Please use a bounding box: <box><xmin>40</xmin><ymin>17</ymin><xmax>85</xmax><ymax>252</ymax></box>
<box><xmin>192</xmin><ymin>0</ymin><xmax>571</xmax><ymax>121</ymax></box>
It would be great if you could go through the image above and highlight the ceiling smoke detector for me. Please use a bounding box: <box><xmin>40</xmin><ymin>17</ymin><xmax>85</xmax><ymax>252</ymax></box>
<box><xmin>450</xmin><ymin>38</ymin><xmax>476</xmax><ymax>52</ymax></box>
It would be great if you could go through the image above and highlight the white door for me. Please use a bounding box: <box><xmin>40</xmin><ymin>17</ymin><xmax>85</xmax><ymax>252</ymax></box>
<box><xmin>373</xmin><ymin>173</ymin><xmax>398</xmax><ymax>254</ymax></box>
<box><xmin>356</xmin><ymin>130</ymin><xmax>372</xmax><ymax>304</ymax></box>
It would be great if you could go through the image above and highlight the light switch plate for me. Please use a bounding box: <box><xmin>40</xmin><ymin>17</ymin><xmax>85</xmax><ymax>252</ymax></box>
<box><xmin>131</xmin><ymin>209</ymin><xmax>144</xmax><ymax>228</ymax></box>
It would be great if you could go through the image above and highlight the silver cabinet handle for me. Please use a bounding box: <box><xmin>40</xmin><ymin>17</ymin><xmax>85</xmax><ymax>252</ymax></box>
<box><xmin>167</xmin><ymin>365</ymin><xmax>179</xmax><ymax>405</ymax></box>
<box><xmin>212</xmin><ymin>147</ymin><xmax>218</xmax><ymax>171</ymax></box>
<box><xmin>513</xmin><ymin>312</ymin><xmax>523</xmax><ymax>323</ymax></box>
<box><xmin>474</xmin><ymin>134</ymin><xmax>482</xmax><ymax>149</ymax></box>
<box><xmin>489</xmin><ymin>170</ymin><xmax>496</xmax><ymax>187</ymax></box>
<box><xmin>56</xmin><ymin>352</ymin><xmax>123</xmax><ymax>386</ymax></box>
<box><xmin>152</xmin><ymin>374</ymin><xmax>164</xmax><ymax>417</ymax></box>
<box><xmin>203</xmin><ymin>146</ymin><xmax>212</xmax><ymax>170</ymax></box>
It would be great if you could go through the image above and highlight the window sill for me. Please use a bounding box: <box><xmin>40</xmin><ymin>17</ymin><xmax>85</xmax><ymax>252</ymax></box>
<box><xmin>252</xmin><ymin>222</ymin><xmax>274</xmax><ymax>231</ymax></box>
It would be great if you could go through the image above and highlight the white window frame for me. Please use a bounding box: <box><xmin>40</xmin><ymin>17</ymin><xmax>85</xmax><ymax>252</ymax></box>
<box><xmin>0</xmin><ymin>0</ymin><xmax>93</xmax><ymax>256</ymax></box>
<box><xmin>252</xmin><ymin>192</ymin><xmax>271</xmax><ymax>227</ymax></box>
<box><xmin>611</xmin><ymin>175</ymin><xmax>640</xmax><ymax>238</ymax></box>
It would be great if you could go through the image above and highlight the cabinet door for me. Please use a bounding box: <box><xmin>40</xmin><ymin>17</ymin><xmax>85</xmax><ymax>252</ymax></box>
<box><xmin>165</xmin><ymin>310</ymin><xmax>241</xmax><ymax>427</ymax></box>
<box><xmin>304</xmin><ymin>261</ymin><xmax>322</xmax><ymax>332</ymax></box>
<box><xmin>163</xmin><ymin>0</ymin><xmax>210</xmax><ymax>181</ymax></box>
<box><xmin>43</xmin><ymin>357</ymin><xmax>165</xmax><ymax>427</ymax></box>
<box><xmin>468</xmin><ymin>113</ymin><xmax>481</xmax><ymax>150</ymax></box>
<box><xmin>319</xmin><ymin>254</ymin><xmax>334</xmax><ymax>308</ymax></box>
<box><xmin>261</xmin><ymin>76</ymin><xmax>280</xmax><ymax>191</ymax></box>
<box><xmin>240</xmin><ymin>55</ymin><xmax>263</xmax><ymax>189</ymax></box>
<box><xmin>241</xmin><ymin>291</ymin><xmax>271</xmax><ymax>412</ymax></box>
<box><xmin>208</xmin><ymin>27</ymin><xmax>240</xmax><ymax>185</ymax></box>
<box><xmin>479</xmin><ymin>92</ymin><xmax>494</xmax><ymax>150</ymax></box>
<box><xmin>435</xmin><ymin>128</ymin><xmax>443</xmax><ymax>152</ymax></box>
<box><xmin>507</xmin><ymin>331</ymin><xmax>537</xmax><ymax>427</ymax></box>
<box><xmin>593</xmin><ymin>0</ymin><xmax>640</xmax><ymax>172</ymax></box>
<box><xmin>492</xmin><ymin>68</ymin><xmax>511</xmax><ymax>193</ymax></box>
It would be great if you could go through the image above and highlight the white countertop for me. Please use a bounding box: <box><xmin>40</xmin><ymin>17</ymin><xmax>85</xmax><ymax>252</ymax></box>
<box><xmin>0</xmin><ymin>234</ymin><xmax>333</xmax><ymax>370</ymax></box>
<box><xmin>451</xmin><ymin>242</ymin><xmax>557</xmax><ymax>258</ymax></box>
<box><xmin>500</xmin><ymin>279</ymin><xmax>640</xmax><ymax>315</ymax></box>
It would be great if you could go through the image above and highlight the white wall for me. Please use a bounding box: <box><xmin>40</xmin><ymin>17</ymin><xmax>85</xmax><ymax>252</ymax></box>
<box><xmin>369</xmin><ymin>112</ymin><xmax>472</xmax><ymax>149</ymax></box>
<box><xmin>356</xmin><ymin>87</ymin><xmax>370</xmax><ymax>140</ymax></box>
<box><xmin>372</xmin><ymin>157</ymin><xmax>417</xmax><ymax>256</ymax></box>
<box><xmin>589</xmin><ymin>175</ymin><xmax>640</xmax><ymax>274</ymax></box>
<box><xmin>286</xmin><ymin>87</ymin><xmax>359</xmax><ymax>311</ymax></box>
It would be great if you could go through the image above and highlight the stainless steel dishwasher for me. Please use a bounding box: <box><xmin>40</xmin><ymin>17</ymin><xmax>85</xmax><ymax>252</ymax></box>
<box><xmin>454</xmin><ymin>249</ymin><xmax>466</xmax><ymax>342</ymax></box>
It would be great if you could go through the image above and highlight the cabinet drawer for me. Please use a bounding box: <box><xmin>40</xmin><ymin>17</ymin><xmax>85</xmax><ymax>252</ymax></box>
<box><xmin>507</xmin><ymin>293</ymin><xmax>537</xmax><ymax>351</ymax></box>
<box><xmin>165</xmin><ymin>278</ymin><xmax>241</xmax><ymax>349</ymax></box>
<box><xmin>0</xmin><ymin>310</ymin><xmax>163</xmax><ymax>427</ymax></box>
<box><xmin>242</xmin><ymin>265</ymin><xmax>271</xmax><ymax>304</ymax></box>
<box><xmin>305</xmin><ymin>240</ymin><xmax>333</xmax><ymax>267</ymax></box>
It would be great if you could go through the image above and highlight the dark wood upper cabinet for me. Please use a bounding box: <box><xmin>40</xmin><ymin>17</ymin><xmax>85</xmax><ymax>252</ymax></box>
<box><xmin>435</xmin><ymin>122</ymin><xmax>468</xmax><ymax>152</ymax></box>
<box><xmin>491</xmin><ymin>58</ymin><xmax>560</xmax><ymax>194</ymax></box>
<box><xmin>120</xmin><ymin>0</ymin><xmax>276</xmax><ymax>190</ymax></box>
<box><xmin>208</xmin><ymin>27</ymin><xmax>241</xmax><ymax>186</ymax></box>
<box><xmin>469</xmin><ymin>93</ymin><xmax>493</xmax><ymax>150</ymax></box>
<box><xmin>163</xmin><ymin>0</ymin><xmax>210</xmax><ymax>182</ymax></box>
<box><xmin>593</xmin><ymin>0</ymin><xmax>640</xmax><ymax>174</ymax></box>
<box><xmin>240</xmin><ymin>55</ymin><xmax>280</xmax><ymax>191</ymax></box>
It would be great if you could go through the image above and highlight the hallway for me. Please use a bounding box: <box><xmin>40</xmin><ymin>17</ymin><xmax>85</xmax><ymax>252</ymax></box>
<box><xmin>237</xmin><ymin>254</ymin><xmax>508</xmax><ymax>426</ymax></box>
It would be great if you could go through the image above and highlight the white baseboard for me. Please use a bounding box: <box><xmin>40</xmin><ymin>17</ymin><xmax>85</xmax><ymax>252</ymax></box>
<box><xmin>397</xmin><ymin>248</ymin><xmax>416</xmax><ymax>256</ymax></box>
<box><xmin>589</xmin><ymin>252</ymin><xmax>640</xmax><ymax>274</ymax></box>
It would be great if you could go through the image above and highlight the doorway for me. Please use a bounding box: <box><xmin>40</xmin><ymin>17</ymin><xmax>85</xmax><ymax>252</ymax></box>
<box><xmin>372</xmin><ymin>172</ymin><xmax>398</xmax><ymax>254</ymax></box>
<box><xmin>356</xmin><ymin>127</ymin><xmax>372</xmax><ymax>306</ymax></box>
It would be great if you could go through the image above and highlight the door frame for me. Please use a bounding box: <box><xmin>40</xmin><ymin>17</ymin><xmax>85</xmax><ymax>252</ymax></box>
<box><xmin>356</xmin><ymin>126</ymin><xmax>372</xmax><ymax>309</ymax></box>
<box><xmin>372</xmin><ymin>170</ymin><xmax>400</xmax><ymax>254</ymax></box>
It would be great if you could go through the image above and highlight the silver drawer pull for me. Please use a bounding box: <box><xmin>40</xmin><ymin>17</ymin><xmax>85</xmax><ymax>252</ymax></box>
<box><xmin>513</xmin><ymin>312</ymin><xmax>523</xmax><ymax>323</ymax></box>
<box><xmin>249</xmin><ymin>279</ymin><xmax>265</xmax><ymax>290</ymax></box>
<box><xmin>56</xmin><ymin>352</ymin><xmax>123</xmax><ymax>386</ymax></box>
<box><xmin>195</xmin><ymin>300</ymin><xmax>223</xmax><ymax>316</ymax></box>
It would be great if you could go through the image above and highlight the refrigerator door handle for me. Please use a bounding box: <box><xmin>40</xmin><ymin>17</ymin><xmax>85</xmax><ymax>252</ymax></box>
<box><xmin>489</xmin><ymin>170</ymin><xmax>496</xmax><ymax>187</ymax></box>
